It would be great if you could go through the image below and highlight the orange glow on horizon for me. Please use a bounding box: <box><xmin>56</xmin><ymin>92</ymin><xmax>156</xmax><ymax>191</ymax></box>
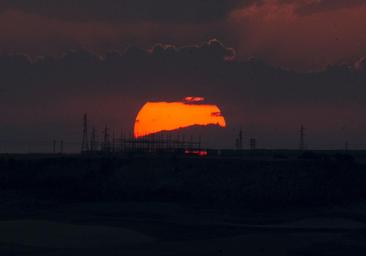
<box><xmin>134</xmin><ymin>100</ymin><xmax>226</xmax><ymax>138</ymax></box>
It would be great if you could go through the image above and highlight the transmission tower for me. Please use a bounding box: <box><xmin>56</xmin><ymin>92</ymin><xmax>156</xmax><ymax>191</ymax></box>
<box><xmin>103</xmin><ymin>125</ymin><xmax>111</xmax><ymax>152</ymax></box>
<box><xmin>81</xmin><ymin>113</ymin><xmax>89</xmax><ymax>152</ymax></box>
<box><xmin>90</xmin><ymin>127</ymin><xmax>97</xmax><ymax>152</ymax></box>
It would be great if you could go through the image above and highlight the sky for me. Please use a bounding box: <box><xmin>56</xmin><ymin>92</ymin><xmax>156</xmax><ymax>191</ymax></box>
<box><xmin>1</xmin><ymin>0</ymin><xmax>366</xmax><ymax>152</ymax></box>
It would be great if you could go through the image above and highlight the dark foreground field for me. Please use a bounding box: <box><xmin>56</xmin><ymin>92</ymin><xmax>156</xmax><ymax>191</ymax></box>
<box><xmin>1</xmin><ymin>152</ymin><xmax>366</xmax><ymax>255</ymax></box>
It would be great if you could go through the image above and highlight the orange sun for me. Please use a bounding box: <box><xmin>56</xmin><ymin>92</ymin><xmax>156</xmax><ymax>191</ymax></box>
<box><xmin>134</xmin><ymin>97</ymin><xmax>226</xmax><ymax>138</ymax></box>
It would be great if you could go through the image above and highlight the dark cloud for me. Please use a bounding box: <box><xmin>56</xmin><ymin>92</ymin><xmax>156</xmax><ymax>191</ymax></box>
<box><xmin>294</xmin><ymin>0</ymin><xmax>366</xmax><ymax>15</ymax></box>
<box><xmin>0</xmin><ymin>9</ymin><xmax>234</xmax><ymax>57</ymax></box>
<box><xmin>0</xmin><ymin>0</ymin><xmax>254</xmax><ymax>23</ymax></box>
<box><xmin>150</xmin><ymin>39</ymin><xmax>236</xmax><ymax>62</ymax></box>
<box><xmin>0</xmin><ymin>1</ymin><xmax>366</xmax><ymax>72</ymax></box>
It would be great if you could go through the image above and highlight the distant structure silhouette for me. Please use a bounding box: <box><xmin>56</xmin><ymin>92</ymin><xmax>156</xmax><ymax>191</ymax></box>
<box><xmin>250</xmin><ymin>138</ymin><xmax>257</xmax><ymax>150</ymax></box>
<box><xmin>81</xmin><ymin>113</ymin><xmax>89</xmax><ymax>152</ymax></box>
<box><xmin>52</xmin><ymin>140</ymin><xmax>63</xmax><ymax>154</ymax></box>
<box><xmin>78</xmin><ymin>115</ymin><xmax>212</xmax><ymax>155</ymax></box>
<box><xmin>235</xmin><ymin>128</ymin><xmax>243</xmax><ymax>150</ymax></box>
<box><xmin>90</xmin><ymin>127</ymin><xmax>97</xmax><ymax>152</ymax></box>
<box><xmin>102</xmin><ymin>125</ymin><xmax>111</xmax><ymax>152</ymax></box>
<box><xmin>299</xmin><ymin>125</ymin><xmax>305</xmax><ymax>151</ymax></box>
<box><xmin>112</xmin><ymin>129</ymin><xmax>116</xmax><ymax>152</ymax></box>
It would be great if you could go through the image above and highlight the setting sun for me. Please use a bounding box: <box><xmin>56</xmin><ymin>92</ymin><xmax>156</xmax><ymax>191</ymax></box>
<box><xmin>134</xmin><ymin>98</ymin><xmax>226</xmax><ymax>138</ymax></box>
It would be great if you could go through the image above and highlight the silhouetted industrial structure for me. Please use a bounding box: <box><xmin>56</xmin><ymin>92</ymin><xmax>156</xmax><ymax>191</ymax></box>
<box><xmin>81</xmin><ymin>115</ymin><xmax>203</xmax><ymax>154</ymax></box>
<box><xmin>102</xmin><ymin>125</ymin><xmax>111</xmax><ymax>152</ymax></box>
<box><xmin>250</xmin><ymin>138</ymin><xmax>257</xmax><ymax>151</ymax></box>
<box><xmin>52</xmin><ymin>140</ymin><xmax>64</xmax><ymax>154</ymax></box>
<box><xmin>90</xmin><ymin>127</ymin><xmax>97</xmax><ymax>152</ymax></box>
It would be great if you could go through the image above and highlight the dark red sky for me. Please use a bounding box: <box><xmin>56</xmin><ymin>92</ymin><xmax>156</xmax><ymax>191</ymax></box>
<box><xmin>1</xmin><ymin>0</ymin><xmax>366</xmax><ymax>152</ymax></box>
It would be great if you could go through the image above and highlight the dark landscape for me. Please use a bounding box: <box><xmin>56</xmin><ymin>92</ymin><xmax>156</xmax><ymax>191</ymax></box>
<box><xmin>1</xmin><ymin>151</ymin><xmax>366</xmax><ymax>255</ymax></box>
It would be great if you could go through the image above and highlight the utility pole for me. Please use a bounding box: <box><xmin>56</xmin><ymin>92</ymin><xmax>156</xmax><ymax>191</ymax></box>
<box><xmin>236</xmin><ymin>128</ymin><xmax>243</xmax><ymax>150</ymax></box>
<box><xmin>81</xmin><ymin>113</ymin><xmax>89</xmax><ymax>153</ymax></box>
<box><xmin>299</xmin><ymin>125</ymin><xmax>305</xmax><ymax>151</ymax></box>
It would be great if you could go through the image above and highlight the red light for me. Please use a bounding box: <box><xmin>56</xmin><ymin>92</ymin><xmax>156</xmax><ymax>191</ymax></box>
<box><xmin>185</xmin><ymin>150</ymin><xmax>208</xmax><ymax>157</ymax></box>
